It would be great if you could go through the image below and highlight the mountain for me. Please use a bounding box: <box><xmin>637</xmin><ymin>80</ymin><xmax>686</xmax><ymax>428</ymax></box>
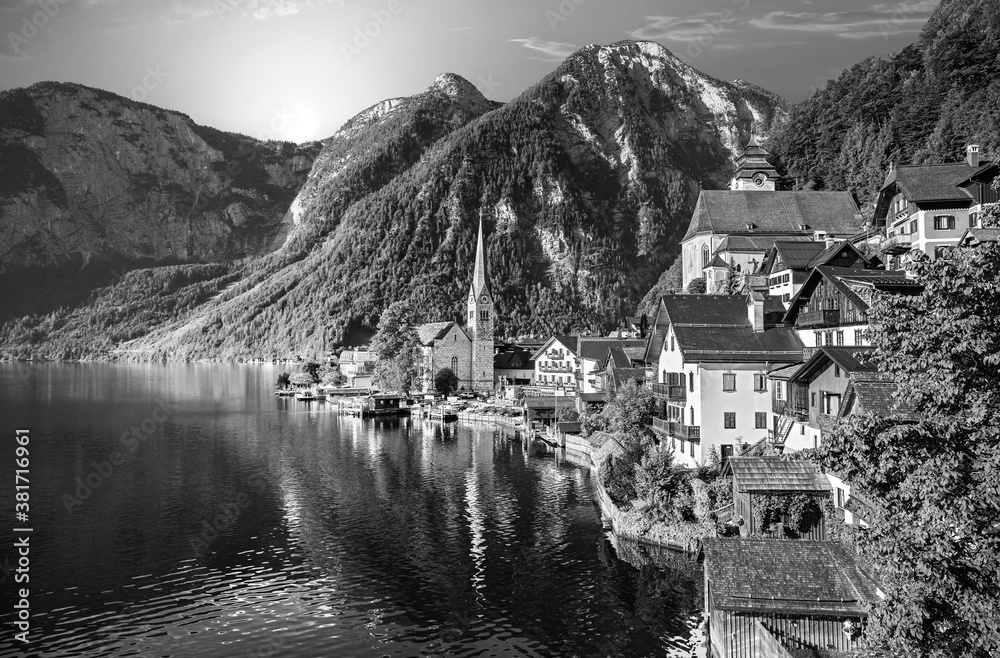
<box><xmin>0</xmin><ymin>82</ymin><xmax>321</xmax><ymax>323</ymax></box>
<box><xmin>769</xmin><ymin>0</ymin><xmax>1000</xmax><ymax>210</ymax></box>
<box><xmin>0</xmin><ymin>41</ymin><xmax>787</xmax><ymax>361</ymax></box>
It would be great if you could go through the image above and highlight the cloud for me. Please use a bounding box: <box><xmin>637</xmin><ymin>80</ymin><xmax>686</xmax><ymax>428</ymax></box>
<box><xmin>162</xmin><ymin>0</ymin><xmax>346</xmax><ymax>22</ymax></box>
<box><xmin>629</xmin><ymin>14</ymin><xmax>732</xmax><ymax>42</ymax></box>
<box><xmin>511</xmin><ymin>37</ymin><xmax>578</xmax><ymax>62</ymax></box>
<box><xmin>748</xmin><ymin>1</ymin><xmax>939</xmax><ymax>39</ymax></box>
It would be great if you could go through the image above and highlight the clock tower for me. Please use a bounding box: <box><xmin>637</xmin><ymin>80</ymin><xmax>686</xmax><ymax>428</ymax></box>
<box><xmin>467</xmin><ymin>216</ymin><xmax>495</xmax><ymax>392</ymax></box>
<box><xmin>729</xmin><ymin>139</ymin><xmax>780</xmax><ymax>191</ymax></box>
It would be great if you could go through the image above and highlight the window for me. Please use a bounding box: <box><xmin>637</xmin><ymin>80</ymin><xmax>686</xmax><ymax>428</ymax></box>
<box><xmin>855</xmin><ymin>329</ymin><xmax>864</xmax><ymax>345</ymax></box>
<box><xmin>908</xmin><ymin>220</ymin><xmax>917</xmax><ymax>235</ymax></box>
<box><xmin>451</xmin><ymin>357</ymin><xmax>458</xmax><ymax>372</ymax></box>
<box><xmin>836</xmin><ymin>331</ymin><xmax>844</xmax><ymax>346</ymax></box>
<box><xmin>724</xmin><ymin>412</ymin><xmax>736</xmax><ymax>429</ymax></box>
<box><xmin>970</xmin><ymin>212</ymin><xmax>980</xmax><ymax>228</ymax></box>
<box><xmin>814</xmin><ymin>332</ymin><xmax>822</xmax><ymax>347</ymax></box>
<box><xmin>723</xmin><ymin>373</ymin><xmax>737</xmax><ymax>392</ymax></box>
<box><xmin>670</xmin><ymin>336</ymin><xmax>675</xmax><ymax>352</ymax></box>
<box><xmin>702</xmin><ymin>244</ymin><xmax>710</xmax><ymax>269</ymax></box>
<box><xmin>755</xmin><ymin>412</ymin><xmax>767</xmax><ymax>429</ymax></box>
<box><xmin>690</xmin><ymin>406</ymin><xmax>695</xmax><ymax>425</ymax></box>
<box><xmin>689</xmin><ymin>372</ymin><xmax>694</xmax><ymax>392</ymax></box>
<box><xmin>933</xmin><ymin>215</ymin><xmax>955</xmax><ymax>231</ymax></box>
<box><xmin>662</xmin><ymin>369</ymin><xmax>666</xmax><ymax>384</ymax></box>
<box><xmin>934</xmin><ymin>245</ymin><xmax>953</xmax><ymax>259</ymax></box>
<box><xmin>775</xmin><ymin>381</ymin><xmax>784</xmax><ymax>401</ymax></box>
<box><xmin>480</xmin><ymin>309</ymin><xmax>490</xmax><ymax>321</ymax></box>
<box><xmin>834</xmin><ymin>364</ymin><xmax>841</xmax><ymax>378</ymax></box>
<box><xmin>720</xmin><ymin>444</ymin><xmax>733</xmax><ymax>463</ymax></box>
<box><xmin>811</xmin><ymin>392</ymin><xmax>816</xmax><ymax>408</ymax></box>
<box><xmin>753</xmin><ymin>374</ymin><xmax>767</xmax><ymax>392</ymax></box>
<box><xmin>836</xmin><ymin>488</ymin><xmax>846</xmax><ymax>508</ymax></box>
<box><xmin>800</xmin><ymin>425</ymin><xmax>805</xmax><ymax>435</ymax></box>
<box><xmin>825</xmin><ymin>332</ymin><xmax>833</xmax><ymax>346</ymax></box>
<box><xmin>690</xmin><ymin>441</ymin><xmax>695</xmax><ymax>458</ymax></box>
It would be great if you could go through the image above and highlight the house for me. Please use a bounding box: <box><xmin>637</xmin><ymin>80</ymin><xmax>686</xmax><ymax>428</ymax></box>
<box><xmin>783</xmin><ymin>267</ymin><xmax>922</xmax><ymax>350</ymax></box>
<box><xmin>771</xmin><ymin>347</ymin><xmax>878</xmax><ymax>451</ymax></box>
<box><xmin>958</xmin><ymin>226</ymin><xmax>1000</xmax><ymax>247</ymax></box>
<box><xmin>702</xmin><ymin>538</ymin><xmax>880</xmax><ymax>658</ymax></box>
<box><xmin>577</xmin><ymin>337</ymin><xmax>646</xmax><ymax>393</ymax></box>
<box><xmin>529</xmin><ymin>336</ymin><xmax>580</xmax><ymax>394</ymax></box>
<box><xmin>339</xmin><ymin>346</ymin><xmax>374</xmax><ymax>379</ymax></box>
<box><xmin>721</xmin><ymin>456</ymin><xmax>833</xmax><ymax>540</ymax></box>
<box><xmin>650</xmin><ymin>294</ymin><xmax>803</xmax><ymax>466</ymax></box>
<box><xmin>522</xmin><ymin>396</ymin><xmax>577</xmax><ymax>427</ymax></box>
<box><xmin>758</xmin><ymin>239</ymin><xmax>877</xmax><ymax>307</ymax></box>
<box><xmin>493</xmin><ymin>349</ymin><xmax>535</xmax><ymax>388</ymax></box>
<box><xmin>593</xmin><ymin>344</ymin><xmax>647</xmax><ymax>394</ymax></box>
<box><xmin>873</xmin><ymin>145</ymin><xmax>999</xmax><ymax>266</ymax></box>
<box><xmin>705</xmin><ymin>235</ymin><xmax>811</xmax><ymax>294</ymax></box>
<box><xmin>681</xmin><ymin>143</ymin><xmax>863</xmax><ymax>289</ymax></box>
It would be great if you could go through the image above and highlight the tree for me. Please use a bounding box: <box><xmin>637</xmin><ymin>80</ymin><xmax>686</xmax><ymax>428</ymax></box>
<box><xmin>370</xmin><ymin>301</ymin><xmax>423</xmax><ymax>395</ymax></box>
<box><xmin>719</xmin><ymin>261</ymin><xmax>742</xmax><ymax>295</ymax></box>
<box><xmin>321</xmin><ymin>369</ymin><xmax>345</xmax><ymax>386</ymax></box>
<box><xmin>634</xmin><ymin>444</ymin><xmax>686</xmax><ymax>511</ymax></box>
<box><xmin>276</xmin><ymin>372</ymin><xmax>290</xmax><ymax>389</ymax></box>
<box><xmin>302</xmin><ymin>361</ymin><xmax>321</xmax><ymax>384</ymax></box>
<box><xmin>289</xmin><ymin>372</ymin><xmax>313</xmax><ymax>388</ymax></box>
<box><xmin>685</xmin><ymin>276</ymin><xmax>706</xmax><ymax>294</ymax></box>
<box><xmin>434</xmin><ymin>367</ymin><xmax>459</xmax><ymax>396</ymax></box>
<box><xmin>602</xmin><ymin>379</ymin><xmax>656</xmax><ymax>445</ymax></box>
<box><xmin>821</xmin><ymin>242</ymin><xmax>1000</xmax><ymax>657</ymax></box>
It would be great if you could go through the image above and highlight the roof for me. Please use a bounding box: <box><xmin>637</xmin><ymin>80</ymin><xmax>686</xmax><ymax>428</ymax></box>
<box><xmin>887</xmin><ymin>162</ymin><xmax>986</xmax><ymax>204</ymax></box>
<box><xmin>662</xmin><ymin>295</ymin><xmax>803</xmax><ymax>363</ymax></box>
<box><xmin>790</xmin><ymin>347</ymin><xmax>877</xmax><ymax>383</ymax></box>
<box><xmin>611</xmin><ymin>367</ymin><xmax>646</xmax><ymax>388</ymax></box>
<box><xmin>416</xmin><ymin>322</ymin><xmax>456</xmax><ymax>346</ymax></box>
<box><xmin>683</xmin><ymin>191</ymin><xmax>862</xmax><ymax>242</ymax></box>
<box><xmin>577</xmin><ymin>337</ymin><xmax>645</xmax><ymax>361</ymax></box>
<box><xmin>494</xmin><ymin>349</ymin><xmax>534</xmax><ymax>370</ymax></box>
<box><xmin>784</xmin><ymin>267</ymin><xmax>922</xmax><ymax>325</ymax></box>
<box><xmin>805</xmin><ymin>241</ymin><xmax>868</xmax><ymax>269</ymax></box>
<box><xmin>556</xmin><ymin>421</ymin><xmax>582</xmax><ymax>434</ymax></box>
<box><xmin>606</xmin><ymin>346</ymin><xmax>634</xmax><ymax>369</ymax></box>
<box><xmin>523</xmin><ymin>396</ymin><xmax>577</xmax><ymax>410</ymax></box>
<box><xmin>591</xmin><ymin>431</ymin><xmax>627</xmax><ymax>465</ymax></box>
<box><xmin>767</xmin><ymin>362</ymin><xmax>805</xmax><ymax>380</ymax></box>
<box><xmin>530</xmin><ymin>335</ymin><xmax>579</xmax><ymax>361</ymax></box>
<box><xmin>959</xmin><ymin>227</ymin><xmax>1000</xmax><ymax>246</ymax></box>
<box><xmin>642</xmin><ymin>301</ymin><xmax>670</xmax><ymax>365</ymax></box>
<box><xmin>770</xmin><ymin>240</ymin><xmax>829</xmax><ymax>270</ymax></box>
<box><xmin>706</xmin><ymin>254</ymin><xmax>729</xmax><ymax>269</ymax></box>
<box><xmin>841</xmin><ymin>379</ymin><xmax>919</xmax><ymax>421</ymax></box>
<box><xmin>579</xmin><ymin>392</ymin><xmax>607</xmax><ymax>403</ymax></box>
<box><xmin>471</xmin><ymin>215</ymin><xmax>491</xmax><ymax>299</ymax></box>
<box><xmin>702</xmin><ymin>539</ymin><xmax>880</xmax><ymax>616</ymax></box>
<box><xmin>717</xmin><ymin>235</ymin><xmax>805</xmax><ymax>253</ymax></box>
<box><xmin>725</xmin><ymin>456</ymin><xmax>833</xmax><ymax>493</ymax></box>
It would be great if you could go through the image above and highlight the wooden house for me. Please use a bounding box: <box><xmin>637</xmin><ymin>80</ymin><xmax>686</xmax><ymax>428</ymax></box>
<box><xmin>721</xmin><ymin>456</ymin><xmax>832</xmax><ymax>540</ymax></box>
<box><xmin>703</xmin><ymin>538</ymin><xmax>880</xmax><ymax>658</ymax></box>
<box><xmin>361</xmin><ymin>394</ymin><xmax>407</xmax><ymax>417</ymax></box>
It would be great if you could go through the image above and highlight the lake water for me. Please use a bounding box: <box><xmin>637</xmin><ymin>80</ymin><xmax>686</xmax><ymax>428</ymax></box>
<box><xmin>0</xmin><ymin>363</ymin><xmax>702</xmax><ymax>657</ymax></box>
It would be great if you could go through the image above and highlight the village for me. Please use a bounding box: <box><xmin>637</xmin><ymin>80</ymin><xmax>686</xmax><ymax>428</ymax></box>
<box><xmin>276</xmin><ymin>141</ymin><xmax>999</xmax><ymax>658</ymax></box>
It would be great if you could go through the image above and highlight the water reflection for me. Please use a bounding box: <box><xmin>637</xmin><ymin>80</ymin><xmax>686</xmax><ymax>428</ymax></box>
<box><xmin>0</xmin><ymin>364</ymin><xmax>702</xmax><ymax>657</ymax></box>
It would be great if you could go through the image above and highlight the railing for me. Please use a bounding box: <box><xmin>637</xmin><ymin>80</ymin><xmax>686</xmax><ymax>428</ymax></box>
<box><xmin>796</xmin><ymin>309</ymin><xmax>840</xmax><ymax>328</ymax></box>
<box><xmin>881</xmin><ymin>233</ymin><xmax>913</xmax><ymax>254</ymax></box>
<box><xmin>651</xmin><ymin>417</ymin><xmax>672</xmax><ymax>436</ymax></box>
<box><xmin>652</xmin><ymin>417</ymin><xmax>701</xmax><ymax>440</ymax></box>
<box><xmin>714</xmin><ymin>502</ymin><xmax>734</xmax><ymax>524</ymax></box>
<box><xmin>651</xmin><ymin>383</ymin><xmax>686</xmax><ymax>402</ymax></box>
<box><xmin>772</xmin><ymin>399</ymin><xmax>808</xmax><ymax>422</ymax></box>
<box><xmin>538</xmin><ymin>364</ymin><xmax>574</xmax><ymax>373</ymax></box>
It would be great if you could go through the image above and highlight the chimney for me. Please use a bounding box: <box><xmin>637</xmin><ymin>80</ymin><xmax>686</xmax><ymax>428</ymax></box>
<box><xmin>748</xmin><ymin>292</ymin><xmax>765</xmax><ymax>333</ymax></box>
<box><xmin>967</xmin><ymin>144</ymin><xmax>980</xmax><ymax>168</ymax></box>
<box><xmin>825</xmin><ymin>237</ymin><xmax>836</xmax><ymax>249</ymax></box>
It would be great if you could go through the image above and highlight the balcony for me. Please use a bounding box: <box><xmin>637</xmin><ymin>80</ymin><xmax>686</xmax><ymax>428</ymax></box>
<box><xmin>651</xmin><ymin>383</ymin><xmax>687</xmax><ymax>402</ymax></box>
<box><xmin>881</xmin><ymin>232</ymin><xmax>913</xmax><ymax>255</ymax></box>
<box><xmin>796</xmin><ymin>309</ymin><xmax>840</xmax><ymax>328</ymax></box>
<box><xmin>539</xmin><ymin>364</ymin><xmax>574</xmax><ymax>373</ymax></box>
<box><xmin>773</xmin><ymin>399</ymin><xmax>808</xmax><ymax>422</ymax></box>
<box><xmin>651</xmin><ymin>417</ymin><xmax>700</xmax><ymax>441</ymax></box>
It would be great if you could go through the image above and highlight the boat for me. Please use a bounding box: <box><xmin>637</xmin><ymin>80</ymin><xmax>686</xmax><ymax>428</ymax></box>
<box><xmin>294</xmin><ymin>390</ymin><xmax>327</xmax><ymax>402</ymax></box>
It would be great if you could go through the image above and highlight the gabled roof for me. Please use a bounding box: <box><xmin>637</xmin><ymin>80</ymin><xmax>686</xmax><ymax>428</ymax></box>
<box><xmin>530</xmin><ymin>335</ymin><xmax>579</xmax><ymax>361</ymax></box>
<box><xmin>767</xmin><ymin>362</ymin><xmax>805</xmax><ymax>380</ymax></box>
<box><xmin>663</xmin><ymin>295</ymin><xmax>804</xmax><ymax>363</ymax></box>
<box><xmin>724</xmin><ymin>456</ymin><xmax>833</xmax><ymax>493</ymax></box>
<box><xmin>767</xmin><ymin>240</ymin><xmax>829</xmax><ymax>271</ymax></box>
<box><xmin>840</xmin><ymin>379</ymin><xmax>919</xmax><ymax>422</ymax></box>
<box><xmin>577</xmin><ymin>337</ymin><xmax>645</xmax><ymax>361</ymax></box>
<box><xmin>523</xmin><ymin>396</ymin><xmax>576</xmax><ymax>410</ymax></box>
<box><xmin>494</xmin><ymin>349</ymin><xmax>534</xmax><ymax>370</ymax></box>
<box><xmin>683</xmin><ymin>191</ymin><xmax>862</xmax><ymax>242</ymax></box>
<box><xmin>805</xmin><ymin>241</ymin><xmax>868</xmax><ymax>269</ymax></box>
<box><xmin>959</xmin><ymin>227</ymin><xmax>1000</xmax><ymax>246</ymax></box>
<box><xmin>642</xmin><ymin>299</ymin><xmax>671</xmax><ymax>365</ymax></box>
<box><xmin>705</xmin><ymin>254</ymin><xmax>729</xmax><ymax>269</ymax></box>
<box><xmin>702</xmin><ymin>539</ymin><xmax>880</xmax><ymax>616</ymax></box>
<box><xmin>790</xmin><ymin>347</ymin><xmax>877</xmax><ymax>383</ymax></box>
<box><xmin>783</xmin><ymin>267</ymin><xmax>922</xmax><ymax>325</ymax></box>
<box><xmin>607</xmin><ymin>346</ymin><xmax>633</xmax><ymax>369</ymax></box>
<box><xmin>888</xmin><ymin>162</ymin><xmax>986</xmax><ymax>204</ymax></box>
<box><xmin>416</xmin><ymin>322</ymin><xmax>456</xmax><ymax>346</ymax></box>
<box><xmin>579</xmin><ymin>392</ymin><xmax>607</xmax><ymax>403</ymax></box>
<box><xmin>611</xmin><ymin>367</ymin><xmax>646</xmax><ymax>389</ymax></box>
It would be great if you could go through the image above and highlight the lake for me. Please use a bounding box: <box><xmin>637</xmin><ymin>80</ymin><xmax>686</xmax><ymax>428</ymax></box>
<box><xmin>0</xmin><ymin>363</ymin><xmax>702</xmax><ymax>657</ymax></box>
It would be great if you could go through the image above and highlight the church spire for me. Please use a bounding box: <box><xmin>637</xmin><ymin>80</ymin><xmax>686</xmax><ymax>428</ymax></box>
<box><xmin>471</xmin><ymin>215</ymin><xmax>490</xmax><ymax>298</ymax></box>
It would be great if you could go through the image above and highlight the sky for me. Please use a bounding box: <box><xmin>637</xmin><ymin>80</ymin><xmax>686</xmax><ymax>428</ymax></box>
<box><xmin>0</xmin><ymin>0</ymin><xmax>940</xmax><ymax>143</ymax></box>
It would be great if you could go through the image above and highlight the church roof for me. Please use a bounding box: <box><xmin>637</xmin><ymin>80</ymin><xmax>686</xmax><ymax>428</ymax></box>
<box><xmin>682</xmin><ymin>191</ymin><xmax>862</xmax><ymax>242</ymax></box>
<box><xmin>416</xmin><ymin>322</ymin><xmax>456</xmax><ymax>346</ymax></box>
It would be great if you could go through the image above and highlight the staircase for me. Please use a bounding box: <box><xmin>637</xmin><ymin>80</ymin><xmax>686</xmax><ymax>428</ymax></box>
<box><xmin>773</xmin><ymin>415</ymin><xmax>794</xmax><ymax>447</ymax></box>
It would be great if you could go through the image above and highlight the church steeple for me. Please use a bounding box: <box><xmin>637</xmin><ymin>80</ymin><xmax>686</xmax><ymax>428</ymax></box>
<box><xmin>471</xmin><ymin>215</ymin><xmax>490</xmax><ymax>299</ymax></box>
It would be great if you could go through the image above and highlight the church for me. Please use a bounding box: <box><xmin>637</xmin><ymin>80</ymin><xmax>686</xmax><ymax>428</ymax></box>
<box><xmin>415</xmin><ymin>217</ymin><xmax>495</xmax><ymax>393</ymax></box>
